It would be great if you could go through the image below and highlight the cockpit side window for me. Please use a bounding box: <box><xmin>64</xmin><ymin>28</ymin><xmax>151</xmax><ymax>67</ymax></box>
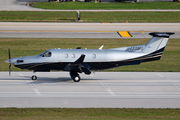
<box><xmin>45</xmin><ymin>52</ymin><xmax>52</xmax><ymax>57</ymax></box>
<box><xmin>40</xmin><ymin>51</ymin><xmax>52</xmax><ymax>57</ymax></box>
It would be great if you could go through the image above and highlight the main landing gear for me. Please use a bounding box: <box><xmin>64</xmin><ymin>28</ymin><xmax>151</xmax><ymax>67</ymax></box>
<box><xmin>70</xmin><ymin>70</ymin><xmax>81</xmax><ymax>82</ymax></box>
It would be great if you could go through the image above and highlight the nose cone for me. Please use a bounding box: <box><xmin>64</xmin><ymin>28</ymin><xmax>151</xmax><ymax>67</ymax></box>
<box><xmin>5</xmin><ymin>59</ymin><xmax>11</xmax><ymax>64</ymax></box>
<box><xmin>5</xmin><ymin>59</ymin><xmax>14</xmax><ymax>64</ymax></box>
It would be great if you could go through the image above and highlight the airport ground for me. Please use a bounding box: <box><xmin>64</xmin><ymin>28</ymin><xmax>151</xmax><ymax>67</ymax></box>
<box><xmin>0</xmin><ymin>72</ymin><xmax>180</xmax><ymax>108</ymax></box>
<box><xmin>0</xmin><ymin>0</ymin><xmax>180</xmax><ymax>118</ymax></box>
<box><xmin>0</xmin><ymin>22</ymin><xmax>180</xmax><ymax>38</ymax></box>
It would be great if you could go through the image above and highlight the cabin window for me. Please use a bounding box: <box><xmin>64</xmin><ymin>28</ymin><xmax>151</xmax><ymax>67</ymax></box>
<box><xmin>92</xmin><ymin>54</ymin><xmax>96</xmax><ymax>59</ymax></box>
<box><xmin>72</xmin><ymin>54</ymin><xmax>75</xmax><ymax>58</ymax></box>
<box><xmin>65</xmin><ymin>54</ymin><xmax>68</xmax><ymax>58</ymax></box>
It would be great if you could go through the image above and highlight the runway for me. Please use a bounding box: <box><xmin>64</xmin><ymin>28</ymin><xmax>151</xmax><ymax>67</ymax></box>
<box><xmin>0</xmin><ymin>72</ymin><xmax>180</xmax><ymax>108</ymax></box>
<box><xmin>0</xmin><ymin>22</ymin><xmax>180</xmax><ymax>38</ymax></box>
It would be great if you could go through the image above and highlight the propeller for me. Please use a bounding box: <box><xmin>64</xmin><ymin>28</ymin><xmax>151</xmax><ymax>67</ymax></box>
<box><xmin>8</xmin><ymin>48</ymin><xmax>11</xmax><ymax>76</ymax></box>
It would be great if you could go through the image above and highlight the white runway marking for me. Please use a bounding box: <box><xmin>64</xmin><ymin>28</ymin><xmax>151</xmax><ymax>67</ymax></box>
<box><xmin>157</xmin><ymin>73</ymin><xmax>180</xmax><ymax>90</ymax></box>
<box><xmin>90</xmin><ymin>74</ymin><xmax>116</xmax><ymax>96</ymax></box>
<box><xmin>172</xmin><ymin>80</ymin><xmax>180</xmax><ymax>90</ymax></box>
<box><xmin>99</xmin><ymin>80</ymin><xmax>116</xmax><ymax>96</ymax></box>
<box><xmin>19</xmin><ymin>73</ymin><xmax>41</xmax><ymax>96</ymax></box>
<box><xmin>156</xmin><ymin>73</ymin><xmax>164</xmax><ymax>78</ymax></box>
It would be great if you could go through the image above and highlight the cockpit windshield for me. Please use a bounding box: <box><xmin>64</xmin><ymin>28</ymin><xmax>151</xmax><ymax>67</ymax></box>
<box><xmin>39</xmin><ymin>51</ymin><xmax>52</xmax><ymax>57</ymax></box>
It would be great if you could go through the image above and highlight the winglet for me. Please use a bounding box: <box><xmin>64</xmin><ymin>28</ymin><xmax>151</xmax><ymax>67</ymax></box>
<box><xmin>149</xmin><ymin>32</ymin><xmax>174</xmax><ymax>38</ymax></box>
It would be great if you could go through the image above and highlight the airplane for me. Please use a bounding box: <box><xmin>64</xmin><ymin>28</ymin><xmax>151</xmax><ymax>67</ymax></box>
<box><xmin>5</xmin><ymin>32</ymin><xmax>174</xmax><ymax>82</ymax></box>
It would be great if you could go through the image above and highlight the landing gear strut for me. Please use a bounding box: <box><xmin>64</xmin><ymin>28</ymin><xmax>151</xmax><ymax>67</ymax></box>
<box><xmin>70</xmin><ymin>71</ymin><xmax>81</xmax><ymax>82</ymax></box>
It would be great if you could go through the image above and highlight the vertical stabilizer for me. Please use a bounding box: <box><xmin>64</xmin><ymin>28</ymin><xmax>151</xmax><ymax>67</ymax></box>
<box><xmin>142</xmin><ymin>32</ymin><xmax>174</xmax><ymax>53</ymax></box>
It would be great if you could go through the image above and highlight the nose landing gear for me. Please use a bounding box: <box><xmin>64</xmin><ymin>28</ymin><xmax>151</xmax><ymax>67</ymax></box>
<box><xmin>31</xmin><ymin>75</ymin><xmax>37</xmax><ymax>80</ymax></box>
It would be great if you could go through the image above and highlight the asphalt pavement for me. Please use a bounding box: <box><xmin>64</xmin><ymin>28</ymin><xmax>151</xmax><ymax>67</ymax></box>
<box><xmin>0</xmin><ymin>22</ymin><xmax>179</xmax><ymax>38</ymax></box>
<box><xmin>0</xmin><ymin>72</ymin><xmax>180</xmax><ymax>108</ymax></box>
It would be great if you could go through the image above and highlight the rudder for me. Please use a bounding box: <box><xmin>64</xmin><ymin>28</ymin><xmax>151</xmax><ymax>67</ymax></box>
<box><xmin>142</xmin><ymin>32</ymin><xmax>174</xmax><ymax>53</ymax></box>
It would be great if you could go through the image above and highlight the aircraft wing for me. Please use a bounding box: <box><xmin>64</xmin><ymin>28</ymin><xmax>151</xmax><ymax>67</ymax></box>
<box><xmin>73</xmin><ymin>54</ymin><xmax>85</xmax><ymax>65</ymax></box>
<box><xmin>64</xmin><ymin>54</ymin><xmax>91</xmax><ymax>75</ymax></box>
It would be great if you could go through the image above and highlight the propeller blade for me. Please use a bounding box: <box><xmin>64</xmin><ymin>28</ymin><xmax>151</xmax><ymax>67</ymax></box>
<box><xmin>9</xmin><ymin>63</ymin><xmax>11</xmax><ymax>76</ymax></box>
<box><xmin>8</xmin><ymin>48</ymin><xmax>11</xmax><ymax>59</ymax></box>
<box><xmin>8</xmin><ymin>48</ymin><xmax>11</xmax><ymax>76</ymax></box>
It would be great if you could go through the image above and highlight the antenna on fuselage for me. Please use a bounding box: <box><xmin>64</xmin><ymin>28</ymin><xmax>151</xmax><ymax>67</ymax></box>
<box><xmin>99</xmin><ymin>45</ymin><xmax>104</xmax><ymax>50</ymax></box>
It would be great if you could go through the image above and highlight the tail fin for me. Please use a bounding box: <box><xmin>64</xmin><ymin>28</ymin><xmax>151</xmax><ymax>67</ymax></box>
<box><xmin>142</xmin><ymin>32</ymin><xmax>174</xmax><ymax>53</ymax></box>
<box><xmin>141</xmin><ymin>32</ymin><xmax>174</xmax><ymax>62</ymax></box>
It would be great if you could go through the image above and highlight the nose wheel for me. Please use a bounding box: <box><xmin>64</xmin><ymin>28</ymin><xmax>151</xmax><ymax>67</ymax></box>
<box><xmin>31</xmin><ymin>75</ymin><xmax>37</xmax><ymax>80</ymax></box>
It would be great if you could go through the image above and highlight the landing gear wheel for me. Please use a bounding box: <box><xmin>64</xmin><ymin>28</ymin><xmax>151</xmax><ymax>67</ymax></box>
<box><xmin>73</xmin><ymin>75</ymin><xmax>81</xmax><ymax>82</ymax></box>
<box><xmin>70</xmin><ymin>71</ymin><xmax>81</xmax><ymax>82</ymax></box>
<box><xmin>31</xmin><ymin>75</ymin><xmax>37</xmax><ymax>80</ymax></box>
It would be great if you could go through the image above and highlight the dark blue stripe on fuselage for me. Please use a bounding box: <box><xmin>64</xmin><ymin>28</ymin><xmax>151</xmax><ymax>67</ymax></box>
<box><xmin>14</xmin><ymin>47</ymin><xmax>165</xmax><ymax>71</ymax></box>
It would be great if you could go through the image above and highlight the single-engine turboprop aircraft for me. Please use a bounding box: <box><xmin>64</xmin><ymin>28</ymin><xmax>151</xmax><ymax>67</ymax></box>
<box><xmin>5</xmin><ymin>32</ymin><xmax>174</xmax><ymax>82</ymax></box>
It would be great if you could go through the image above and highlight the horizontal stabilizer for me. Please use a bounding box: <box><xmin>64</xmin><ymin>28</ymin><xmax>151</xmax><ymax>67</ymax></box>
<box><xmin>149</xmin><ymin>32</ymin><xmax>174</xmax><ymax>38</ymax></box>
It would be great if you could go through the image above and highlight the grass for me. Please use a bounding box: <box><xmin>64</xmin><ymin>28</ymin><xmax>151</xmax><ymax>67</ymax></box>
<box><xmin>0</xmin><ymin>11</ymin><xmax>180</xmax><ymax>23</ymax></box>
<box><xmin>81</xmin><ymin>11</ymin><xmax>180</xmax><ymax>22</ymax></box>
<box><xmin>0</xmin><ymin>11</ymin><xmax>77</xmax><ymax>22</ymax></box>
<box><xmin>0</xmin><ymin>108</ymin><xmax>180</xmax><ymax>120</ymax></box>
<box><xmin>31</xmin><ymin>1</ymin><xmax>180</xmax><ymax>10</ymax></box>
<box><xmin>0</xmin><ymin>38</ymin><xmax>179</xmax><ymax>72</ymax></box>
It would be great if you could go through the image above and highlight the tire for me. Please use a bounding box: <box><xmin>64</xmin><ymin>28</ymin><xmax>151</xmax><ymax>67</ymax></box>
<box><xmin>31</xmin><ymin>75</ymin><xmax>37</xmax><ymax>80</ymax></box>
<box><xmin>70</xmin><ymin>71</ymin><xmax>81</xmax><ymax>82</ymax></box>
<box><xmin>73</xmin><ymin>75</ymin><xmax>81</xmax><ymax>82</ymax></box>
